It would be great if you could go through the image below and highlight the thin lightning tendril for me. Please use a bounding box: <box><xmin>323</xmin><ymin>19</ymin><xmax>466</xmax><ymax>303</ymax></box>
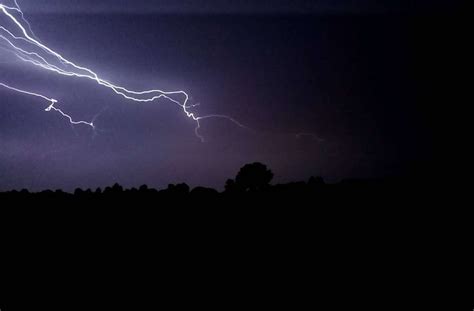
<box><xmin>0</xmin><ymin>1</ymin><xmax>246</xmax><ymax>141</ymax></box>
<box><xmin>0</xmin><ymin>82</ymin><xmax>93</xmax><ymax>126</ymax></box>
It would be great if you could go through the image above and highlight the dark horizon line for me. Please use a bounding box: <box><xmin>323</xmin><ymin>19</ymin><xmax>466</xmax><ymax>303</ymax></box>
<box><xmin>0</xmin><ymin>177</ymin><xmax>404</xmax><ymax>195</ymax></box>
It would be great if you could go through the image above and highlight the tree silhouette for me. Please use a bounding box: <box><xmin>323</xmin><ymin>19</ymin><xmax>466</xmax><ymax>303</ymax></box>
<box><xmin>139</xmin><ymin>185</ymin><xmax>149</xmax><ymax>193</ymax></box>
<box><xmin>0</xmin><ymin>160</ymin><xmax>400</xmax><ymax>207</ymax></box>
<box><xmin>235</xmin><ymin>162</ymin><xmax>274</xmax><ymax>191</ymax></box>
<box><xmin>224</xmin><ymin>178</ymin><xmax>243</xmax><ymax>193</ymax></box>
<box><xmin>308</xmin><ymin>176</ymin><xmax>325</xmax><ymax>186</ymax></box>
<box><xmin>166</xmin><ymin>183</ymin><xmax>190</xmax><ymax>196</ymax></box>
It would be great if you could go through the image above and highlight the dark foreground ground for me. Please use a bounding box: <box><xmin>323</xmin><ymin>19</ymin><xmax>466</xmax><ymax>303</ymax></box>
<box><xmin>1</xmin><ymin>178</ymin><xmax>465</xmax><ymax>311</ymax></box>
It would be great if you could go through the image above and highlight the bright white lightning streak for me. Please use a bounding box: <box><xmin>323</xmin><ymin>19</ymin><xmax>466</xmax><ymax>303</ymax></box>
<box><xmin>0</xmin><ymin>1</ymin><xmax>246</xmax><ymax>141</ymax></box>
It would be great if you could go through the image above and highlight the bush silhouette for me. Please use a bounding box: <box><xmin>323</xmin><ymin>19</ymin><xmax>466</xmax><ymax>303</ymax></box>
<box><xmin>235</xmin><ymin>162</ymin><xmax>273</xmax><ymax>191</ymax></box>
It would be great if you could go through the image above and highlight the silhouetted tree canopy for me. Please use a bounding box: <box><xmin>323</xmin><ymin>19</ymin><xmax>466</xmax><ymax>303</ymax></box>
<box><xmin>308</xmin><ymin>176</ymin><xmax>325</xmax><ymax>186</ymax></box>
<box><xmin>0</xmin><ymin>161</ymin><xmax>410</xmax><ymax>210</ymax></box>
<box><xmin>235</xmin><ymin>162</ymin><xmax>273</xmax><ymax>191</ymax></box>
<box><xmin>190</xmin><ymin>187</ymin><xmax>219</xmax><ymax>198</ymax></box>
<box><xmin>165</xmin><ymin>183</ymin><xmax>190</xmax><ymax>196</ymax></box>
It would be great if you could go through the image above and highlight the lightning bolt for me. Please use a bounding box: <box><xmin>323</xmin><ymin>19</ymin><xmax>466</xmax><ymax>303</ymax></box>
<box><xmin>0</xmin><ymin>82</ymin><xmax>94</xmax><ymax>127</ymax></box>
<box><xmin>0</xmin><ymin>0</ymin><xmax>246</xmax><ymax>141</ymax></box>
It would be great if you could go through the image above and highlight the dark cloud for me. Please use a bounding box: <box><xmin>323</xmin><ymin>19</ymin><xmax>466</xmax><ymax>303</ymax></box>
<box><xmin>12</xmin><ymin>0</ymin><xmax>453</xmax><ymax>14</ymax></box>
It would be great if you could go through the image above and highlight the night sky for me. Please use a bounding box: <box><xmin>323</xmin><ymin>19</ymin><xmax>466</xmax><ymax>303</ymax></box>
<box><xmin>0</xmin><ymin>0</ymin><xmax>461</xmax><ymax>191</ymax></box>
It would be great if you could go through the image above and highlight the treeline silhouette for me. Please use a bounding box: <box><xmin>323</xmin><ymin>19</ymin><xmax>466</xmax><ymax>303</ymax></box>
<box><xmin>0</xmin><ymin>162</ymin><xmax>419</xmax><ymax>207</ymax></box>
<box><xmin>0</xmin><ymin>162</ymin><xmax>441</xmax><ymax>311</ymax></box>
